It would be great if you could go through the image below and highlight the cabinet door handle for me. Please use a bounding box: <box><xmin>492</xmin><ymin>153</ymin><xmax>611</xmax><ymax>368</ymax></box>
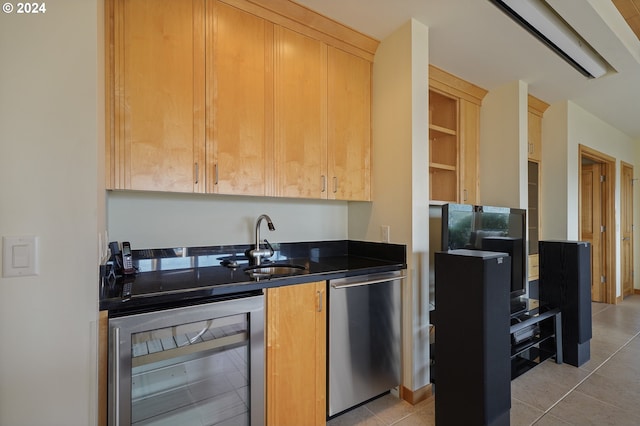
<box><xmin>463</xmin><ymin>189</ymin><xmax>468</xmax><ymax>202</ymax></box>
<box><xmin>214</xmin><ymin>163</ymin><xmax>219</xmax><ymax>185</ymax></box>
<box><xmin>321</xmin><ymin>175</ymin><xmax>326</xmax><ymax>193</ymax></box>
<box><xmin>317</xmin><ymin>290</ymin><xmax>323</xmax><ymax>312</ymax></box>
<box><xmin>333</xmin><ymin>176</ymin><xmax>338</xmax><ymax>193</ymax></box>
<box><xmin>194</xmin><ymin>162</ymin><xmax>199</xmax><ymax>185</ymax></box>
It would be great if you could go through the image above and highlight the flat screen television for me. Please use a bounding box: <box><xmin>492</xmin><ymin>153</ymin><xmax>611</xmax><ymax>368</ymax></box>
<box><xmin>441</xmin><ymin>203</ymin><xmax>527</xmax><ymax>299</ymax></box>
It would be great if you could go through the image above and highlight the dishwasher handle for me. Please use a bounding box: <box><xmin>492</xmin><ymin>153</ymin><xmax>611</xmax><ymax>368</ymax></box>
<box><xmin>330</xmin><ymin>273</ymin><xmax>405</xmax><ymax>289</ymax></box>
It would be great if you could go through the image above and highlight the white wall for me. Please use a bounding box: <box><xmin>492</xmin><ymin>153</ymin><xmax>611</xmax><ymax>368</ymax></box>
<box><xmin>480</xmin><ymin>80</ymin><xmax>528</xmax><ymax>209</ymax></box>
<box><xmin>349</xmin><ymin>19</ymin><xmax>431</xmax><ymax>393</ymax></box>
<box><xmin>542</xmin><ymin>100</ymin><xmax>639</xmax><ymax>295</ymax></box>
<box><xmin>107</xmin><ymin>191</ymin><xmax>348</xmax><ymax>247</ymax></box>
<box><xmin>0</xmin><ymin>1</ymin><xmax>102</xmax><ymax>425</ymax></box>
<box><xmin>540</xmin><ymin>101</ymin><xmax>571</xmax><ymax>239</ymax></box>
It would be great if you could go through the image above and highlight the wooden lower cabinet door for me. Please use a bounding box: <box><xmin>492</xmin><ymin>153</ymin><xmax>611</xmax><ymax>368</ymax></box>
<box><xmin>266</xmin><ymin>281</ymin><xmax>326</xmax><ymax>425</ymax></box>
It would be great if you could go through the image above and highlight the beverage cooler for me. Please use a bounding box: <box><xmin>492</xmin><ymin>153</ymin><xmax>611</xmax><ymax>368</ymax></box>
<box><xmin>108</xmin><ymin>293</ymin><xmax>264</xmax><ymax>426</ymax></box>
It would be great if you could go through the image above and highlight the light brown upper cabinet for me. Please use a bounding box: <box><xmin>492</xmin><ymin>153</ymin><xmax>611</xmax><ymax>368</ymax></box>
<box><xmin>207</xmin><ymin>1</ymin><xmax>273</xmax><ymax>196</ymax></box>
<box><xmin>429</xmin><ymin>66</ymin><xmax>487</xmax><ymax>204</ymax></box>
<box><xmin>274</xmin><ymin>27</ymin><xmax>327</xmax><ymax>199</ymax></box>
<box><xmin>528</xmin><ymin>95</ymin><xmax>547</xmax><ymax>162</ymax></box>
<box><xmin>106</xmin><ymin>0</ymin><xmax>377</xmax><ymax>200</ymax></box>
<box><xmin>274</xmin><ymin>32</ymin><xmax>372</xmax><ymax>201</ymax></box>
<box><xmin>327</xmin><ymin>47</ymin><xmax>372</xmax><ymax>201</ymax></box>
<box><xmin>106</xmin><ymin>0</ymin><xmax>206</xmax><ymax>193</ymax></box>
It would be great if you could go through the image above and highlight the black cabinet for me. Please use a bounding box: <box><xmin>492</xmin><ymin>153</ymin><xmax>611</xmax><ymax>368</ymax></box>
<box><xmin>435</xmin><ymin>249</ymin><xmax>511</xmax><ymax>426</ymax></box>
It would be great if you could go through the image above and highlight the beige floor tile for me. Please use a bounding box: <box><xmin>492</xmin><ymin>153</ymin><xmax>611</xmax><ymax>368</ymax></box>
<box><xmin>610</xmin><ymin>340</ymin><xmax>640</xmax><ymax>370</ymax></box>
<box><xmin>511</xmin><ymin>360</ymin><xmax>590</xmax><ymax>411</ymax></box>
<box><xmin>620</xmin><ymin>295</ymin><xmax>640</xmax><ymax>306</ymax></box>
<box><xmin>327</xmin><ymin>405</ymin><xmax>385</xmax><ymax>426</ymax></box>
<box><xmin>588</xmin><ymin>348</ymin><xmax>640</xmax><ymax>384</ymax></box>
<box><xmin>590</xmin><ymin>320</ymin><xmax>636</xmax><ymax>348</ymax></box>
<box><xmin>576</xmin><ymin>371</ymin><xmax>640</xmax><ymax>418</ymax></box>
<box><xmin>591</xmin><ymin>302</ymin><xmax>609</xmax><ymax>316</ymax></box>
<box><xmin>533</xmin><ymin>413</ymin><xmax>574</xmax><ymax>425</ymax></box>
<box><xmin>624</xmin><ymin>333</ymin><xmax>640</xmax><ymax>351</ymax></box>
<box><xmin>577</xmin><ymin>328</ymin><xmax>640</xmax><ymax>372</ymax></box>
<box><xmin>510</xmin><ymin>398</ymin><xmax>545</xmax><ymax>426</ymax></box>
<box><xmin>361</xmin><ymin>394</ymin><xmax>418</xmax><ymax>425</ymax></box>
<box><xmin>577</xmin><ymin>337</ymin><xmax>618</xmax><ymax>372</ymax></box>
<box><xmin>592</xmin><ymin>308</ymin><xmax>640</xmax><ymax>336</ymax></box>
<box><xmin>547</xmin><ymin>391</ymin><xmax>640</xmax><ymax>425</ymax></box>
<box><xmin>392</xmin><ymin>399</ymin><xmax>435</xmax><ymax>426</ymax></box>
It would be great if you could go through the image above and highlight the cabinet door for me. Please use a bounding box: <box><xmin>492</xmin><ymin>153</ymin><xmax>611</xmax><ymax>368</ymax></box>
<box><xmin>111</xmin><ymin>0</ymin><xmax>205</xmax><ymax>192</ymax></box>
<box><xmin>267</xmin><ymin>281</ymin><xmax>326</xmax><ymax>425</ymax></box>
<box><xmin>274</xmin><ymin>27</ymin><xmax>327</xmax><ymax>199</ymax></box>
<box><xmin>460</xmin><ymin>100</ymin><xmax>480</xmax><ymax>203</ymax></box>
<box><xmin>207</xmin><ymin>1</ymin><xmax>273</xmax><ymax>195</ymax></box>
<box><xmin>528</xmin><ymin>111</ymin><xmax>542</xmax><ymax>161</ymax></box>
<box><xmin>327</xmin><ymin>47</ymin><xmax>371</xmax><ymax>201</ymax></box>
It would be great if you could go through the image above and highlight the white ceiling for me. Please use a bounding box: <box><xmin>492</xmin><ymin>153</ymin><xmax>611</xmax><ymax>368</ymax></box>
<box><xmin>295</xmin><ymin>0</ymin><xmax>640</xmax><ymax>141</ymax></box>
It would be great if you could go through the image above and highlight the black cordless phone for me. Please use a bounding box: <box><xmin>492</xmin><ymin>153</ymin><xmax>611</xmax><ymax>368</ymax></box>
<box><xmin>121</xmin><ymin>241</ymin><xmax>135</xmax><ymax>275</ymax></box>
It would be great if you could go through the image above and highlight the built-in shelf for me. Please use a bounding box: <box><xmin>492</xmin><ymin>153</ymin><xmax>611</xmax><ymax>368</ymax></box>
<box><xmin>428</xmin><ymin>65</ymin><xmax>487</xmax><ymax>204</ymax></box>
<box><xmin>429</xmin><ymin>124</ymin><xmax>457</xmax><ymax>136</ymax></box>
<box><xmin>430</xmin><ymin>163</ymin><xmax>456</xmax><ymax>171</ymax></box>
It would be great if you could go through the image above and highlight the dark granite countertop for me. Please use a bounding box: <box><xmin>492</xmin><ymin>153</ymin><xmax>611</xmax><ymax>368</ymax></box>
<box><xmin>100</xmin><ymin>240</ymin><xmax>406</xmax><ymax>315</ymax></box>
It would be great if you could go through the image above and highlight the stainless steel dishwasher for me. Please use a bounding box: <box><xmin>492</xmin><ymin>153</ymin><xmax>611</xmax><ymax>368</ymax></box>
<box><xmin>328</xmin><ymin>270</ymin><xmax>404</xmax><ymax>417</ymax></box>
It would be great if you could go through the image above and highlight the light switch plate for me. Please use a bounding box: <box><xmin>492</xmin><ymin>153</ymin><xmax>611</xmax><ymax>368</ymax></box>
<box><xmin>2</xmin><ymin>235</ymin><xmax>38</xmax><ymax>277</ymax></box>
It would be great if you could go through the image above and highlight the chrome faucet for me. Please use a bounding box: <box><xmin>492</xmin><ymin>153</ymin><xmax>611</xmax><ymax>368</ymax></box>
<box><xmin>249</xmin><ymin>214</ymin><xmax>275</xmax><ymax>265</ymax></box>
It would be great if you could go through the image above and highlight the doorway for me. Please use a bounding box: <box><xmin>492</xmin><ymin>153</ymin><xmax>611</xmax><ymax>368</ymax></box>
<box><xmin>579</xmin><ymin>145</ymin><xmax>616</xmax><ymax>304</ymax></box>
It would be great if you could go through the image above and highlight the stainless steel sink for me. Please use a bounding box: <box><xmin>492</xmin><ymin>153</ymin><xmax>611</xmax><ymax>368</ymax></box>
<box><xmin>244</xmin><ymin>263</ymin><xmax>306</xmax><ymax>277</ymax></box>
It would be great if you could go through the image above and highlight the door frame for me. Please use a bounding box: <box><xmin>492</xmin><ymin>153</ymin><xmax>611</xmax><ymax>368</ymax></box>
<box><xmin>621</xmin><ymin>161</ymin><xmax>634</xmax><ymax>298</ymax></box>
<box><xmin>578</xmin><ymin>145</ymin><xmax>616</xmax><ymax>304</ymax></box>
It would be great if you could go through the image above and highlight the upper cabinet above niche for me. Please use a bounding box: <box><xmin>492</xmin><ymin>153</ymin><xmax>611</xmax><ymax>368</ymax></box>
<box><xmin>429</xmin><ymin>66</ymin><xmax>487</xmax><ymax>204</ymax></box>
<box><xmin>105</xmin><ymin>0</ymin><xmax>378</xmax><ymax>201</ymax></box>
<box><xmin>527</xmin><ymin>95</ymin><xmax>549</xmax><ymax>162</ymax></box>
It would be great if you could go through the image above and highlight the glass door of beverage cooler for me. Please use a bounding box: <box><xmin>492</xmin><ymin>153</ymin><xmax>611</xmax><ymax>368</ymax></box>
<box><xmin>109</xmin><ymin>294</ymin><xmax>264</xmax><ymax>426</ymax></box>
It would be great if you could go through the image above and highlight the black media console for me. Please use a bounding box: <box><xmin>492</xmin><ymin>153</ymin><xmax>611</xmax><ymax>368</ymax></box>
<box><xmin>510</xmin><ymin>299</ymin><xmax>562</xmax><ymax>379</ymax></box>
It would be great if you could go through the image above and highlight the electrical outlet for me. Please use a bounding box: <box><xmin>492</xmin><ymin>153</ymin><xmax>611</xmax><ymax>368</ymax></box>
<box><xmin>381</xmin><ymin>225</ymin><xmax>390</xmax><ymax>243</ymax></box>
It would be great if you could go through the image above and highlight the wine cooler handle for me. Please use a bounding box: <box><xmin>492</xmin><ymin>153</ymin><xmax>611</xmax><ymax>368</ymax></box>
<box><xmin>113</xmin><ymin>327</ymin><xmax>120</xmax><ymax>426</ymax></box>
